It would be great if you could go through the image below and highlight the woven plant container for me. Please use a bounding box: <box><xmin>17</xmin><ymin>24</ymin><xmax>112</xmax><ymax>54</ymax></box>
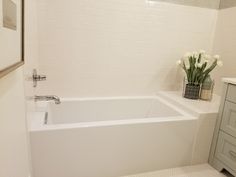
<box><xmin>184</xmin><ymin>83</ymin><xmax>201</xmax><ymax>100</ymax></box>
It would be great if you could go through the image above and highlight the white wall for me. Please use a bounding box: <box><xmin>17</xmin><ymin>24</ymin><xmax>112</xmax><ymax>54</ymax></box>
<box><xmin>0</xmin><ymin>68</ymin><xmax>30</xmax><ymax>177</ymax></box>
<box><xmin>36</xmin><ymin>0</ymin><xmax>218</xmax><ymax>97</ymax></box>
<box><xmin>212</xmin><ymin>7</ymin><xmax>236</xmax><ymax>94</ymax></box>
<box><xmin>0</xmin><ymin>0</ymin><xmax>38</xmax><ymax>176</ymax></box>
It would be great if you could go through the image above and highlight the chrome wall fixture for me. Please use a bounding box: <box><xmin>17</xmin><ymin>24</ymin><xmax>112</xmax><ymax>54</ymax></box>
<box><xmin>32</xmin><ymin>69</ymin><xmax>46</xmax><ymax>87</ymax></box>
<box><xmin>34</xmin><ymin>95</ymin><xmax>61</xmax><ymax>104</ymax></box>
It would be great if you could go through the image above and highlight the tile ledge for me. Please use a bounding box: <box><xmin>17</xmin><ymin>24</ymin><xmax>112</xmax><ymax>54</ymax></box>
<box><xmin>222</xmin><ymin>78</ymin><xmax>236</xmax><ymax>85</ymax></box>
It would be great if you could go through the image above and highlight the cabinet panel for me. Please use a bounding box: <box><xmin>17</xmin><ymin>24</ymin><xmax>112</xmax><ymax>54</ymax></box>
<box><xmin>226</xmin><ymin>84</ymin><xmax>236</xmax><ymax>104</ymax></box>
<box><xmin>221</xmin><ymin>101</ymin><xmax>236</xmax><ymax>138</ymax></box>
<box><xmin>216</xmin><ymin>132</ymin><xmax>236</xmax><ymax>172</ymax></box>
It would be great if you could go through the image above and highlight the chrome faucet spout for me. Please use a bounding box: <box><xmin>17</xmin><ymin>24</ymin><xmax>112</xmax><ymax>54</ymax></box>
<box><xmin>34</xmin><ymin>95</ymin><xmax>61</xmax><ymax>104</ymax></box>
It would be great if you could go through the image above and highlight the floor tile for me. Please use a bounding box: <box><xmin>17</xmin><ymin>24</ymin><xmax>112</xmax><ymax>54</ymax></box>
<box><xmin>122</xmin><ymin>164</ymin><xmax>229</xmax><ymax>177</ymax></box>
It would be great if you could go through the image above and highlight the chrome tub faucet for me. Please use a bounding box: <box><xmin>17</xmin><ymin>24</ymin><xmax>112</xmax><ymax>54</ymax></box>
<box><xmin>34</xmin><ymin>95</ymin><xmax>61</xmax><ymax>104</ymax></box>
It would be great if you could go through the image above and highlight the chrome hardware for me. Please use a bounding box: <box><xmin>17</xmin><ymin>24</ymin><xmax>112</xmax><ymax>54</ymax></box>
<box><xmin>229</xmin><ymin>150</ymin><xmax>236</xmax><ymax>159</ymax></box>
<box><xmin>34</xmin><ymin>95</ymin><xmax>61</xmax><ymax>104</ymax></box>
<box><xmin>33</xmin><ymin>69</ymin><xmax>47</xmax><ymax>87</ymax></box>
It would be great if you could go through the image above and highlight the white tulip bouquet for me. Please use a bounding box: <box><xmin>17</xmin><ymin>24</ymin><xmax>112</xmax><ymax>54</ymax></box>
<box><xmin>177</xmin><ymin>50</ymin><xmax>223</xmax><ymax>86</ymax></box>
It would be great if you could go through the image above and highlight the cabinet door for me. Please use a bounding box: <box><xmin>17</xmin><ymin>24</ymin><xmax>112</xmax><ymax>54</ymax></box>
<box><xmin>226</xmin><ymin>84</ymin><xmax>236</xmax><ymax>104</ymax></box>
<box><xmin>216</xmin><ymin>132</ymin><xmax>236</xmax><ymax>172</ymax></box>
<box><xmin>221</xmin><ymin>101</ymin><xmax>236</xmax><ymax>138</ymax></box>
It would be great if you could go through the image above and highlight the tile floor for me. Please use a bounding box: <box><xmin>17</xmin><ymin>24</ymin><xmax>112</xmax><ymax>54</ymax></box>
<box><xmin>122</xmin><ymin>164</ymin><xmax>233</xmax><ymax>177</ymax></box>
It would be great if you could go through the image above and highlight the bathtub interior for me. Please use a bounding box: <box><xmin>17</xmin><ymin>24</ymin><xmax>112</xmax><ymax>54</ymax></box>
<box><xmin>45</xmin><ymin>97</ymin><xmax>184</xmax><ymax>125</ymax></box>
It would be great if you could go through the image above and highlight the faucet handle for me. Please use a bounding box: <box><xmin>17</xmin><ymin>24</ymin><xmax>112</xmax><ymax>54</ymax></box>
<box><xmin>33</xmin><ymin>69</ymin><xmax>47</xmax><ymax>87</ymax></box>
<box><xmin>34</xmin><ymin>75</ymin><xmax>47</xmax><ymax>81</ymax></box>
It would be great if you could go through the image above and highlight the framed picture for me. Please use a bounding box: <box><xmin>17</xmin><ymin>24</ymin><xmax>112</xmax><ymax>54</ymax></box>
<box><xmin>0</xmin><ymin>0</ymin><xmax>24</xmax><ymax>78</ymax></box>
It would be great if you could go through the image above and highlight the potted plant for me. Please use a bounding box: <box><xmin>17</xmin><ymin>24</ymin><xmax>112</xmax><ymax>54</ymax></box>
<box><xmin>177</xmin><ymin>50</ymin><xmax>223</xmax><ymax>100</ymax></box>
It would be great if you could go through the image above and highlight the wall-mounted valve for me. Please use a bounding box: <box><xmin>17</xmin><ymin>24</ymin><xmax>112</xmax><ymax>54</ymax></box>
<box><xmin>33</xmin><ymin>69</ymin><xmax>46</xmax><ymax>87</ymax></box>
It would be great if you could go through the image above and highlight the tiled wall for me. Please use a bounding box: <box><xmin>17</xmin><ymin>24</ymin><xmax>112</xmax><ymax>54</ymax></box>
<box><xmin>36</xmin><ymin>0</ymin><xmax>218</xmax><ymax>97</ymax></box>
<box><xmin>213</xmin><ymin>7</ymin><xmax>236</xmax><ymax>94</ymax></box>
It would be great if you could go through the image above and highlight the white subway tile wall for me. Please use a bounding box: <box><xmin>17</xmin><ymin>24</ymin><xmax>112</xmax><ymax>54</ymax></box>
<box><xmin>36</xmin><ymin>0</ymin><xmax>218</xmax><ymax>97</ymax></box>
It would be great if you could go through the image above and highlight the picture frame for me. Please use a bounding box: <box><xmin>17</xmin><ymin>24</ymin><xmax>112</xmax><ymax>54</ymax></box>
<box><xmin>0</xmin><ymin>0</ymin><xmax>24</xmax><ymax>78</ymax></box>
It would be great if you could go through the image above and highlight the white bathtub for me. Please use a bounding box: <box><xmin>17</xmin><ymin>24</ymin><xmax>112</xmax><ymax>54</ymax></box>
<box><xmin>30</xmin><ymin>96</ymin><xmax>201</xmax><ymax>177</ymax></box>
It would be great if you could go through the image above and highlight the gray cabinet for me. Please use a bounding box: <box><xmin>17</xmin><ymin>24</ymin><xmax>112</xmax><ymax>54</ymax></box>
<box><xmin>210</xmin><ymin>83</ymin><xmax>236</xmax><ymax>177</ymax></box>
